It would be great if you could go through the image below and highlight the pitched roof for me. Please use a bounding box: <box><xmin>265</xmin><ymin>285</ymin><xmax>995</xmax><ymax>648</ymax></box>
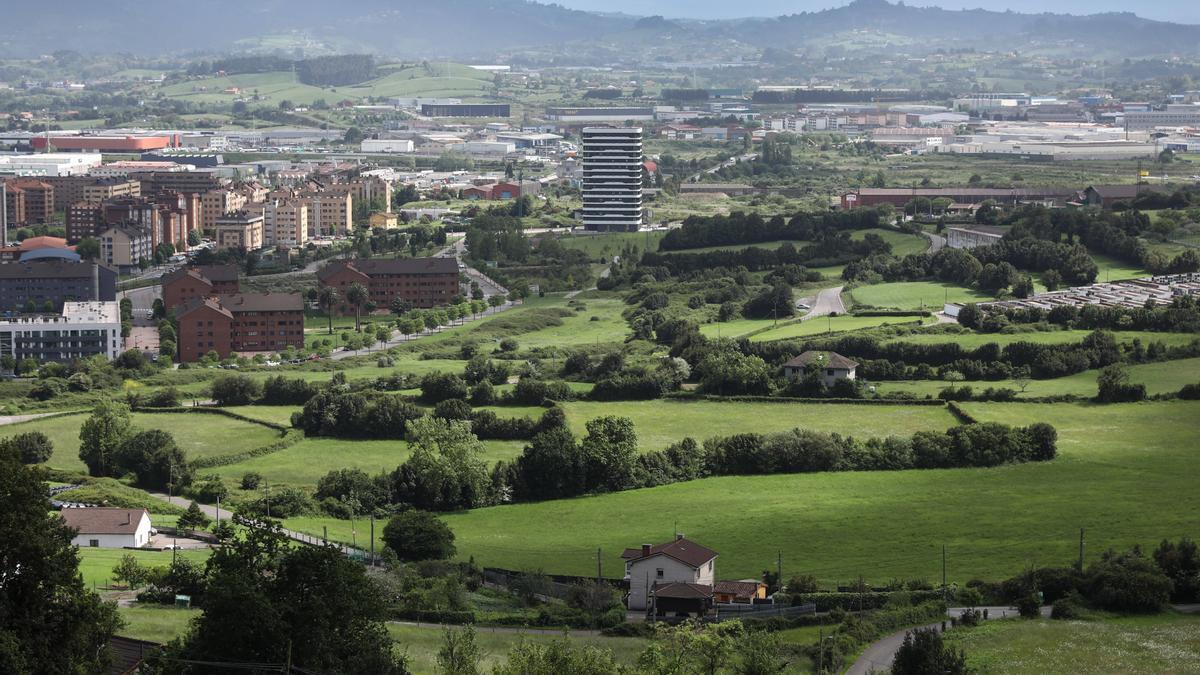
<box><xmin>713</xmin><ymin>580</ymin><xmax>764</xmax><ymax>596</ymax></box>
<box><xmin>783</xmin><ymin>351</ymin><xmax>859</xmax><ymax>371</ymax></box>
<box><xmin>621</xmin><ymin>537</ymin><xmax>718</xmax><ymax>568</ymax></box>
<box><xmin>217</xmin><ymin>292</ymin><xmax>303</xmax><ymax>313</ymax></box>
<box><xmin>319</xmin><ymin>257</ymin><xmax>458</xmax><ymax>281</ymax></box>
<box><xmin>60</xmin><ymin>508</ymin><xmax>149</xmax><ymax>535</ymax></box>
<box><xmin>161</xmin><ymin>264</ymin><xmax>239</xmax><ymax>287</ymax></box>
<box><xmin>654</xmin><ymin>582</ymin><xmax>713</xmax><ymax>599</ymax></box>
<box><xmin>176</xmin><ymin>296</ymin><xmax>234</xmax><ymax>321</ymax></box>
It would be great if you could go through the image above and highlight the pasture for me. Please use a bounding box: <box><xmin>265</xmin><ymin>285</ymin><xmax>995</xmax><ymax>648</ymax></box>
<box><xmin>77</xmin><ymin>548</ymin><xmax>211</xmax><ymax>591</ymax></box>
<box><xmin>435</xmin><ymin>400</ymin><xmax>1200</xmax><ymax>583</ymax></box>
<box><xmin>749</xmin><ymin>315</ymin><xmax>935</xmax><ymax>342</ymax></box>
<box><xmin>849</xmin><ymin>281</ymin><xmax>992</xmax><ymax>310</ymax></box>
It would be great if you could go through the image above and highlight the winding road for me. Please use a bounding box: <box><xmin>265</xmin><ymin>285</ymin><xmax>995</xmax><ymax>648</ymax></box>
<box><xmin>798</xmin><ymin>285</ymin><xmax>846</xmax><ymax>321</ymax></box>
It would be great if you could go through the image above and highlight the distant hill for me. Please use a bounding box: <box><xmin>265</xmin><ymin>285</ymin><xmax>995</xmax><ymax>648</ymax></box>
<box><xmin>1</xmin><ymin>0</ymin><xmax>1197</xmax><ymax>59</ymax></box>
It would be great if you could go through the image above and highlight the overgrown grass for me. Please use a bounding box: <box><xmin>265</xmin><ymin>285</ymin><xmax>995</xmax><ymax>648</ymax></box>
<box><xmin>749</xmin><ymin>316</ymin><xmax>935</xmax><ymax>342</ymax></box>
<box><xmin>116</xmin><ymin>605</ymin><xmax>201</xmax><ymax>643</ymax></box>
<box><xmin>386</xmin><ymin>625</ymin><xmax>647</xmax><ymax>674</ymax></box>
<box><xmin>849</xmin><ymin>281</ymin><xmax>991</xmax><ymax>310</ymax></box>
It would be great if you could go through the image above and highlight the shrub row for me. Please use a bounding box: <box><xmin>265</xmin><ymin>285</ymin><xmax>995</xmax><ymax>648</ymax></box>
<box><xmin>190</xmin><ymin>430</ymin><xmax>304</xmax><ymax>469</ymax></box>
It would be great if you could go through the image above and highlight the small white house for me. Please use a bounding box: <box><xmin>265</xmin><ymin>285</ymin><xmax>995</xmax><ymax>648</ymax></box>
<box><xmin>61</xmin><ymin>508</ymin><xmax>153</xmax><ymax>549</ymax></box>
<box><xmin>622</xmin><ymin>535</ymin><xmax>717</xmax><ymax>611</ymax></box>
<box><xmin>782</xmin><ymin>351</ymin><xmax>859</xmax><ymax>387</ymax></box>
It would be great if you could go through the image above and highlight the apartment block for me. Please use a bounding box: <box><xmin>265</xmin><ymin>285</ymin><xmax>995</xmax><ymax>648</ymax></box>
<box><xmin>0</xmin><ymin>301</ymin><xmax>122</xmax><ymax>364</ymax></box>
<box><xmin>44</xmin><ymin>176</ymin><xmax>141</xmax><ymax>212</ymax></box>
<box><xmin>98</xmin><ymin>224</ymin><xmax>153</xmax><ymax>272</ymax></box>
<box><xmin>200</xmin><ymin>188</ymin><xmax>248</xmax><ymax>232</ymax></box>
<box><xmin>317</xmin><ymin>257</ymin><xmax>460</xmax><ymax>311</ymax></box>
<box><xmin>176</xmin><ymin>293</ymin><xmax>305</xmax><ymax>362</ymax></box>
<box><xmin>161</xmin><ymin>264</ymin><xmax>240</xmax><ymax>311</ymax></box>
<box><xmin>214</xmin><ymin>211</ymin><xmax>264</xmax><ymax>252</ymax></box>
<box><xmin>264</xmin><ymin>200</ymin><xmax>309</xmax><ymax>249</ymax></box>
<box><xmin>0</xmin><ymin>259</ymin><xmax>117</xmax><ymax>312</ymax></box>
<box><xmin>5</xmin><ymin>179</ymin><xmax>54</xmax><ymax>224</ymax></box>
<box><xmin>581</xmin><ymin>126</ymin><xmax>644</xmax><ymax>231</ymax></box>
<box><xmin>302</xmin><ymin>191</ymin><xmax>352</xmax><ymax>237</ymax></box>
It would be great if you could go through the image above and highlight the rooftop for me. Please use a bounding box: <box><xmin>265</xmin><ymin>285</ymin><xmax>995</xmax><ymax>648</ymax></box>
<box><xmin>60</xmin><ymin>507</ymin><xmax>149</xmax><ymax>535</ymax></box>
<box><xmin>783</xmin><ymin>351</ymin><xmax>859</xmax><ymax>371</ymax></box>
<box><xmin>621</xmin><ymin>536</ymin><xmax>718</xmax><ymax>569</ymax></box>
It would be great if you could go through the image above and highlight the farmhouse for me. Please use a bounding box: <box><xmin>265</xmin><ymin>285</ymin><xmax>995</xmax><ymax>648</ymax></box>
<box><xmin>61</xmin><ymin>507</ymin><xmax>152</xmax><ymax>549</ymax></box>
<box><xmin>622</xmin><ymin>535</ymin><xmax>717</xmax><ymax>614</ymax></box>
<box><xmin>783</xmin><ymin>351</ymin><xmax>859</xmax><ymax>387</ymax></box>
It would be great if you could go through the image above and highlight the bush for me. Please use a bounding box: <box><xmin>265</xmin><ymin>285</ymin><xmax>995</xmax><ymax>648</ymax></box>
<box><xmin>0</xmin><ymin>431</ymin><xmax>54</xmax><ymax>464</ymax></box>
<box><xmin>143</xmin><ymin>387</ymin><xmax>181</xmax><ymax>408</ymax></box>
<box><xmin>210</xmin><ymin>374</ymin><xmax>262</xmax><ymax>406</ymax></box>
<box><xmin>1085</xmin><ymin>548</ymin><xmax>1172</xmax><ymax>613</ymax></box>
<box><xmin>420</xmin><ymin>372</ymin><xmax>469</xmax><ymax>404</ymax></box>
<box><xmin>892</xmin><ymin>628</ymin><xmax>967</xmax><ymax>675</ymax></box>
<box><xmin>28</xmin><ymin>378</ymin><xmax>66</xmax><ymax>401</ymax></box>
<box><xmin>240</xmin><ymin>472</ymin><xmax>262</xmax><ymax>490</ymax></box>
<box><xmin>1016</xmin><ymin>593</ymin><xmax>1041</xmax><ymax>618</ymax></box>
<box><xmin>1051</xmin><ymin>596</ymin><xmax>1082</xmax><ymax>620</ymax></box>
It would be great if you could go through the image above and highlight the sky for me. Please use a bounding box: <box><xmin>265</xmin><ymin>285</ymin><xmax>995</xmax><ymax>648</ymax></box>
<box><xmin>554</xmin><ymin>0</ymin><xmax>1199</xmax><ymax>24</ymax></box>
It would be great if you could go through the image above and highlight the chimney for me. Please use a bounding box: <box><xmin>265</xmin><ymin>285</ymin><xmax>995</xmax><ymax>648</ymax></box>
<box><xmin>676</xmin><ymin>533</ymin><xmax>685</xmax><ymax>541</ymax></box>
<box><xmin>641</xmin><ymin>544</ymin><xmax>651</xmax><ymax>557</ymax></box>
<box><xmin>124</xmin><ymin>512</ymin><xmax>130</xmax><ymax>525</ymax></box>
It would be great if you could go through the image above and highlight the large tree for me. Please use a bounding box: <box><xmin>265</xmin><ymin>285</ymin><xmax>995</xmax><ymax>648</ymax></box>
<box><xmin>382</xmin><ymin>510</ymin><xmax>456</xmax><ymax>562</ymax></box>
<box><xmin>78</xmin><ymin>399</ymin><xmax>133</xmax><ymax>477</ymax></box>
<box><xmin>162</xmin><ymin>519</ymin><xmax>405</xmax><ymax>674</ymax></box>
<box><xmin>346</xmin><ymin>282</ymin><xmax>369</xmax><ymax>332</ymax></box>
<box><xmin>0</xmin><ymin>445</ymin><xmax>122</xmax><ymax>673</ymax></box>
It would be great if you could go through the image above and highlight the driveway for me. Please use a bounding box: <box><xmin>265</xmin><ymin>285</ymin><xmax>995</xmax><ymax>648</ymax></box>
<box><xmin>798</xmin><ymin>285</ymin><xmax>846</xmax><ymax>321</ymax></box>
<box><xmin>923</xmin><ymin>231</ymin><xmax>947</xmax><ymax>253</ymax></box>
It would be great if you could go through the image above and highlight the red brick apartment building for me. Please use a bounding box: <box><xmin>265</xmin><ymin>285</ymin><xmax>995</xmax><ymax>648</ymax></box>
<box><xmin>317</xmin><ymin>257</ymin><xmax>460</xmax><ymax>311</ymax></box>
<box><xmin>176</xmin><ymin>293</ymin><xmax>304</xmax><ymax>362</ymax></box>
<box><xmin>160</xmin><ymin>264</ymin><xmax>241</xmax><ymax>311</ymax></box>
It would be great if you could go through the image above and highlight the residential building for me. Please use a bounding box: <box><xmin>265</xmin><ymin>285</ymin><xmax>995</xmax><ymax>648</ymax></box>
<box><xmin>65</xmin><ymin>202</ymin><xmax>105</xmax><ymax>241</ymax></box>
<box><xmin>782</xmin><ymin>351</ymin><xmax>859</xmax><ymax>387</ymax></box>
<box><xmin>176</xmin><ymin>293</ymin><xmax>305</xmax><ymax>361</ymax></box>
<box><xmin>302</xmin><ymin>191</ymin><xmax>353</xmax><ymax>236</ymax></box>
<box><xmin>98</xmin><ymin>224</ymin><xmax>152</xmax><ymax>272</ymax></box>
<box><xmin>133</xmin><ymin>170</ymin><xmax>222</xmax><ymax>199</ymax></box>
<box><xmin>947</xmin><ymin>225</ymin><xmax>1006</xmax><ymax>249</ymax></box>
<box><xmin>3</xmin><ymin>181</ymin><xmax>25</xmax><ymax>226</ymax></box>
<box><xmin>5</xmin><ymin>179</ymin><xmax>53</xmax><ymax>224</ymax></box>
<box><xmin>622</xmin><ymin>536</ymin><xmax>718</xmax><ymax>614</ymax></box>
<box><xmin>160</xmin><ymin>264</ymin><xmax>240</xmax><ymax>311</ymax></box>
<box><xmin>200</xmin><ymin>188</ymin><xmax>248</xmax><ymax>232</ymax></box>
<box><xmin>0</xmin><ymin>259</ymin><xmax>116</xmax><ymax>312</ymax></box>
<box><xmin>368</xmin><ymin>211</ymin><xmax>398</xmax><ymax>229</ymax></box>
<box><xmin>263</xmin><ymin>200</ymin><xmax>309</xmax><ymax>248</ymax></box>
<box><xmin>214</xmin><ymin>211</ymin><xmax>264</xmax><ymax>252</ymax></box>
<box><xmin>44</xmin><ymin>176</ymin><xmax>140</xmax><ymax>212</ymax></box>
<box><xmin>327</xmin><ymin>176</ymin><xmax>390</xmax><ymax>213</ymax></box>
<box><xmin>61</xmin><ymin>508</ymin><xmax>153</xmax><ymax>549</ymax></box>
<box><xmin>0</xmin><ymin>301</ymin><xmax>122</xmax><ymax>363</ymax></box>
<box><xmin>317</xmin><ymin>257</ymin><xmax>460</xmax><ymax>311</ymax></box>
<box><xmin>581</xmin><ymin>127</ymin><xmax>644</xmax><ymax>231</ymax></box>
<box><xmin>713</xmin><ymin>580</ymin><xmax>768</xmax><ymax>605</ymax></box>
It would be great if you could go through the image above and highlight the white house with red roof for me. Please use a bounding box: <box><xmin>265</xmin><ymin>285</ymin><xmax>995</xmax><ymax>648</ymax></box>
<box><xmin>61</xmin><ymin>507</ymin><xmax>152</xmax><ymax>549</ymax></box>
<box><xmin>621</xmin><ymin>535</ymin><xmax>717</xmax><ymax>611</ymax></box>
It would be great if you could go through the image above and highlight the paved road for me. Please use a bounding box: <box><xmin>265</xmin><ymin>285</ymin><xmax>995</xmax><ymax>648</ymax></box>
<box><xmin>0</xmin><ymin>410</ymin><xmax>82</xmax><ymax>426</ymax></box>
<box><xmin>687</xmin><ymin>152</ymin><xmax>757</xmax><ymax>183</ymax></box>
<box><xmin>849</xmin><ymin>606</ymin><xmax>1049</xmax><ymax>675</ymax></box>
<box><xmin>148</xmin><ymin>492</ymin><xmax>371</xmax><ymax>559</ymax></box>
<box><xmin>798</xmin><ymin>285</ymin><xmax>846</xmax><ymax>321</ymax></box>
<box><xmin>923</xmin><ymin>231</ymin><xmax>947</xmax><ymax>253</ymax></box>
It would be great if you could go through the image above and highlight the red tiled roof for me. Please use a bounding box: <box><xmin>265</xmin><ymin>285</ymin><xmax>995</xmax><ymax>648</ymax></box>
<box><xmin>783</xmin><ymin>351</ymin><xmax>859</xmax><ymax>371</ymax></box>
<box><xmin>654</xmin><ymin>582</ymin><xmax>713</xmax><ymax>599</ymax></box>
<box><xmin>714</xmin><ymin>580</ymin><xmax>764</xmax><ymax>597</ymax></box>
<box><xmin>60</xmin><ymin>508</ymin><xmax>149</xmax><ymax>535</ymax></box>
<box><xmin>621</xmin><ymin>537</ymin><xmax>717</xmax><ymax>568</ymax></box>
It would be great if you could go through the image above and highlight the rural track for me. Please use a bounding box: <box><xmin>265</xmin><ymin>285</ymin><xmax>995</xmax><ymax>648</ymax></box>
<box><xmin>798</xmin><ymin>285</ymin><xmax>846</xmax><ymax>321</ymax></box>
<box><xmin>923</xmin><ymin>231</ymin><xmax>947</xmax><ymax>253</ymax></box>
<box><xmin>0</xmin><ymin>410</ymin><xmax>84</xmax><ymax>426</ymax></box>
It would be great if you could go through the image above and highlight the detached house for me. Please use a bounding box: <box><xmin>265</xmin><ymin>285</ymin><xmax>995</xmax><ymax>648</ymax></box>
<box><xmin>622</xmin><ymin>535</ymin><xmax>717</xmax><ymax>615</ymax></box>
<box><xmin>61</xmin><ymin>507</ymin><xmax>153</xmax><ymax>549</ymax></box>
<box><xmin>782</xmin><ymin>351</ymin><xmax>858</xmax><ymax>387</ymax></box>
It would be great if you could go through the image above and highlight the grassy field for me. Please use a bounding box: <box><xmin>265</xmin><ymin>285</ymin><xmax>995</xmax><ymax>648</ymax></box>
<box><xmin>437</xmin><ymin>400</ymin><xmax>1200</xmax><ymax>583</ymax></box>
<box><xmin>386</xmin><ymin>625</ymin><xmax>647</xmax><ymax>674</ymax></box>
<box><xmin>885</xmin><ymin>329</ymin><xmax>1200</xmax><ymax>350</ymax></box>
<box><xmin>749</xmin><ymin>316</ymin><xmax>935</xmax><ymax>342</ymax></box>
<box><xmin>207</xmin><ymin>437</ymin><xmax>527</xmax><ymax>491</ymax></box>
<box><xmin>505</xmin><ymin>296</ymin><xmax>631</xmax><ymax>350</ymax></box>
<box><xmin>943</xmin><ymin>614</ymin><xmax>1200</xmax><ymax>674</ymax></box>
<box><xmin>117</xmin><ymin>605</ymin><xmax>201</xmax><ymax>643</ymax></box>
<box><xmin>1089</xmin><ymin>252</ymin><xmax>1150</xmax><ymax>282</ymax></box>
<box><xmin>873</xmin><ymin>356</ymin><xmax>1200</xmax><ymax>399</ymax></box>
<box><xmin>6</xmin><ymin>412</ymin><xmax>283</xmax><ymax>473</ymax></box>
<box><xmin>852</xmin><ymin>228</ymin><xmax>931</xmax><ymax>257</ymax></box>
<box><xmin>556</xmin><ymin>231</ymin><xmax>665</xmax><ymax>258</ymax></box>
<box><xmin>849</xmin><ymin>281</ymin><xmax>992</xmax><ymax>310</ymax></box>
<box><xmin>698</xmin><ymin>317</ymin><xmax>785</xmax><ymax>338</ymax></box>
<box><xmin>77</xmin><ymin>548</ymin><xmax>211</xmax><ymax>591</ymax></box>
<box><xmin>559</xmin><ymin>400</ymin><xmax>958</xmax><ymax>452</ymax></box>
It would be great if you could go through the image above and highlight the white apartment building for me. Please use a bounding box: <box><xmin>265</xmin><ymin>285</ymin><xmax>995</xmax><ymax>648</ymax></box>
<box><xmin>264</xmin><ymin>200</ymin><xmax>309</xmax><ymax>249</ymax></box>
<box><xmin>0</xmin><ymin>301</ymin><xmax>121</xmax><ymax>363</ymax></box>
<box><xmin>581</xmin><ymin>126</ymin><xmax>643</xmax><ymax>232</ymax></box>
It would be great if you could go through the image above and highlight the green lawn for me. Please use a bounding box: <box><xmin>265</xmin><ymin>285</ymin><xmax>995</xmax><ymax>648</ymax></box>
<box><xmin>117</xmin><ymin>605</ymin><xmax>201</xmax><ymax>643</ymax></box>
<box><xmin>5</xmin><ymin>412</ymin><xmax>282</xmax><ymax>473</ymax></box>
<box><xmin>77</xmin><ymin>548</ymin><xmax>211</xmax><ymax>591</ymax></box>
<box><xmin>849</xmin><ymin>281</ymin><xmax>992</xmax><ymax>311</ymax></box>
<box><xmin>872</xmin><ymin>356</ymin><xmax>1200</xmax><ymax>399</ymax></box>
<box><xmin>388</xmin><ymin>625</ymin><xmax>647</xmax><ymax>674</ymax></box>
<box><xmin>943</xmin><ymin>614</ymin><xmax>1200</xmax><ymax>674</ymax></box>
<box><xmin>556</xmin><ymin>231</ymin><xmax>665</xmax><ymax>258</ymax></box>
<box><xmin>440</xmin><ymin>400</ymin><xmax>1200</xmax><ymax>583</ymax></box>
<box><xmin>222</xmin><ymin>405</ymin><xmax>301</xmax><ymax>425</ymax></box>
<box><xmin>1089</xmin><ymin>252</ymin><xmax>1150</xmax><ymax>282</ymax></box>
<box><xmin>699</xmin><ymin>318</ymin><xmax>785</xmax><ymax>339</ymax></box>
<box><xmin>559</xmin><ymin>400</ymin><xmax>959</xmax><ymax>452</ymax></box>
<box><xmin>749</xmin><ymin>316</ymin><xmax>934</xmax><ymax>342</ymax></box>
<box><xmin>852</xmin><ymin>228</ymin><xmax>931</xmax><ymax>257</ymax></box>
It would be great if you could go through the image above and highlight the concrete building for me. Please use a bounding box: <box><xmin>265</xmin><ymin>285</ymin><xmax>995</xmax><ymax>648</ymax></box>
<box><xmin>302</xmin><ymin>191</ymin><xmax>353</xmax><ymax>237</ymax></box>
<box><xmin>462</xmin><ymin>141</ymin><xmax>516</xmax><ymax>156</ymax></box>
<box><xmin>0</xmin><ymin>152</ymin><xmax>102</xmax><ymax>176</ymax></box>
<box><xmin>263</xmin><ymin>200</ymin><xmax>309</xmax><ymax>248</ymax></box>
<box><xmin>622</xmin><ymin>536</ymin><xmax>717</xmax><ymax>613</ymax></box>
<box><xmin>546</xmin><ymin>107</ymin><xmax>655</xmax><ymax>123</ymax></box>
<box><xmin>134</xmin><ymin>170</ymin><xmax>222</xmax><ymax>198</ymax></box>
<box><xmin>214</xmin><ymin>211</ymin><xmax>264</xmax><ymax>252</ymax></box>
<box><xmin>161</xmin><ymin>264</ymin><xmax>240</xmax><ymax>312</ymax></box>
<box><xmin>61</xmin><ymin>508</ymin><xmax>152</xmax><ymax>549</ymax></box>
<box><xmin>947</xmin><ymin>225</ymin><xmax>1006</xmax><ymax>249</ymax></box>
<box><xmin>0</xmin><ymin>259</ymin><xmax>116</xmax><ymax>312</ymax></box>
<box><xmin>581</xmin><ymin>127</ymin><xmax>644</xmax><ymax>231</ymax></box>
<box><xmin>360</xmin><ymin>139</ymin><xmax>414</xmax><ymax>153</ymax></box>
<box><xmin>0</xmin><ymin>301</ymin><xmax>122</xmax><ymax>363</ymax></box>
<box><xmin>31</xmin><ymin>134</ymin><xmax>178</xmax><ymax>153</ymax></box>
<box><xmin>98</xmin><ymin>224</ymin><xmax>152</xmax><ymax>272</ymax></box>
<box><xmin>1123</xmin><ymin>110</ymin><xmax>1200</xmax><ymax>131</ymax></box>
<box><xmin>317</xmin><ymin>257</ymin><xmax>460</xmax><ymax>311</ymax></box>
<box><xmin>176</xmin><ymin>293</ymin><xmax>305</xmax><ymax>362</ymax></box>
<box><xmin>420</xmin><ymin>103</ymin><xmax>511</xmax><ymax>117</ymax></box>
<box><xmin>327</xmin><ymin>176</ymin><xmax>389</xmax><ymax>213</ymax></box>
<box><xmin>45</xmin><ymin>176</ymin><xmax>141</xmax><ymax>212</ymax></box>
<box><xmin>200</xmin><ymin>188</ymin><xmax>248</xmax><ymax>232</ymax></box>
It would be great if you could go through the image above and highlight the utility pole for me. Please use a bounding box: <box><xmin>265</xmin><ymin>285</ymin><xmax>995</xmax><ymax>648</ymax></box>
<box><xmin>370</xmin><ymin>515</ymin><xmax>376</xmax><ymax>566</ymax></box>
<box><xmin>1078</xmin><ymin>528</ymin><xmax>1086</xmax><ymax>572</ymax></box>
<box><xmin>597</xmin><ymin>548</ymin><xmax>602</xmax><ymax>582</ymax></box>
<box><xmin>942</xmin><ymin>544</ymin><xmax>948</xmax><ymax>601</ymax></box>
<box><xmin>777</xmin><ymin>551</ymin><xmax>782</xmax><ymax>592</ymax></box>
<box><xmin>323</xmin><ymin>525</ymin><xmax>328</xmax><ymax>545</ymax></box>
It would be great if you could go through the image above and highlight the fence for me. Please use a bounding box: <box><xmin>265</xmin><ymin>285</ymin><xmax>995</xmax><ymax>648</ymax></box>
<box><xmin>715</xmin><ymin>602</ymin><xmax>816</xmax><ymax>619</ymax></box>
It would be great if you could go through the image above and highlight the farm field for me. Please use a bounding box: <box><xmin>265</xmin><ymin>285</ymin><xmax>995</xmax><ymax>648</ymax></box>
<box><xmin>849</xmin><ymin>281</ymin><xmax>992</xmax><ymax>310</ymax></box>
<box><xmin>872</xmin><ymin>356</ymin><xmax>1200</xmax><ymax>399</ymax></box>
<box><xmin>435</xmin><ymin>400</ymin><xmax>1200</xmax><ymax>583</ymax></box>
<box><xmin>77</xmin><ymin>548</ymin><xmax>211</xmax><ymax>591</ymax></box>
<box><xmin>505</xmin><ymin>296</ymin><xmax>631</xmax><ymax>350</ymax></box>
<box><xmin>943</xmin><ymin>614</ymin><xmax>1200</xmax><ymax>674</ymax></box>
<box><xmin>385</xmin><ymin>625</ymin><xmax>648</xmax><ymax>674</ymax></box>
<box><xmin>9</xmin><ymin>412</ymin><xmax>283</xmax><ymax>473</ymax></box>
<box><xmin>749</xmin><ymin>315</ymin><xmax>935</xmax><ymax>342</ymax></box>
<box><xmin>559</xmin><ymin>400</ymin><xmax>959</xmax><ymax>452</ymax></box>
<box><xmin>206</xmin><ymin>437</ymin><xmax>527</xmax><ymax>490</ymax></box>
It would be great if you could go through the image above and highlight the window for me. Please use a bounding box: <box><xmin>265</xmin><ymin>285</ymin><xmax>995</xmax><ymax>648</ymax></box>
<box><xmin>89</xmin><ymin>539</ymin><xmax>99</xmax><ymax>547</ymax></box>
<box><xmin>656</xmin><ymin>568</ymin><xmax>664</xmax><ymax>578</ymax></box>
